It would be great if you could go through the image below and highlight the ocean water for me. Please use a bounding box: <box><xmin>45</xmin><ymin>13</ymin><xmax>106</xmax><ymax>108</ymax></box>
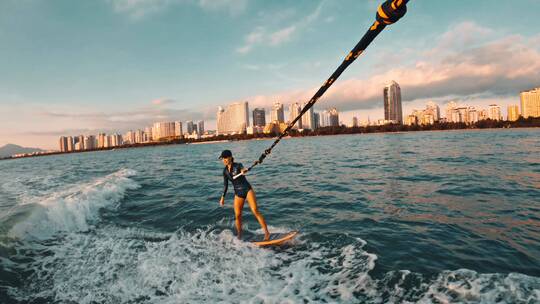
<box><xmin>1</xmin><ymin>129</ymin><xmax>539</xmax><ymax>303</ymax></box>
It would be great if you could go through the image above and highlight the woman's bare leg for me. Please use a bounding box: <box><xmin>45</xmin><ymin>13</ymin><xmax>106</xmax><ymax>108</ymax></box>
<box><xmin>233</xmin><ymin>195</ymin><xmax>245</xmax><ymax>239</ymax></box>
<box><xmin>246</xmin><ymin>190</ymin><xmax>270</xmax><ymax>241</ymax></box>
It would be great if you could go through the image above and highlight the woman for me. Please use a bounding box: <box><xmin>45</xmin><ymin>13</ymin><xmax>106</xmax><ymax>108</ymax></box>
<box><xmin>219</xmin><ymin>149</ymin><xmax>270</xmax><ymax>241</ymax></box>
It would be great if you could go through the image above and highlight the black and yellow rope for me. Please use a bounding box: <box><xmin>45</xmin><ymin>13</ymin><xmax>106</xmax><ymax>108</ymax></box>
<box><xmin>246</xmin><ymin>0</ymin><xmax>409</xmax><ymax>172</ymax></box>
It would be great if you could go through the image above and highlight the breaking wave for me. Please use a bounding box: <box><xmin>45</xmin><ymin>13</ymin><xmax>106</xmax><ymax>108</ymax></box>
<box><xmin>7</xmin><ymin>169</ymin><xmax>139</xmax><ymax>240</ymax></box>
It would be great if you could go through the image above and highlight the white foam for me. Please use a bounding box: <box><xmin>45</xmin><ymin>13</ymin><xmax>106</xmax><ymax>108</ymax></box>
<box><xmin>10</xmin><ymin>225</ymin><xmax>540</xmax><ymax>303</ymax></box>
<box><xmin>8</xmin><ymin>169</ymin><xmax>138</xmax><ymax>240</ymax></box>
<box><xmin>12</xmin><ymin>226</ymin><xmax>378</xmax><ymax>303</ymax></box>
<box><xmin>416</xmin><ymin>269</ymin><xmax>540</xmax><ymax>304</ymax></box>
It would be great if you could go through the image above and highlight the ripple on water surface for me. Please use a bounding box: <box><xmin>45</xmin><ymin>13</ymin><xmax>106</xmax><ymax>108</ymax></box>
<box><xmin>0</xmin><ymin>129</ymin><xmax>539</xmax><ymax>303</ymax></box>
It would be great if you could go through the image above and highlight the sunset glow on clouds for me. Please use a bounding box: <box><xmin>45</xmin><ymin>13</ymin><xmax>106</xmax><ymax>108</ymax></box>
<box><xmin>245</xmin><ymin>23</ymin><xmax>540</xmax><ymax>112</ymax></box>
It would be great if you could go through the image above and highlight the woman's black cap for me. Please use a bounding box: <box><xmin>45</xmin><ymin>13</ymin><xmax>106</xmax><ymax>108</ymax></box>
<box><xmin>218</xmin><ymin>150</ymin><xmax>232</xmax><ymax>159</ymax></box>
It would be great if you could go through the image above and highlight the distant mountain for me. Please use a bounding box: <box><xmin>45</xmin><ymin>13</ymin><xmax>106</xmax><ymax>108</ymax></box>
<box><xmin>0</xmin><ymin>144</ymin><xmax>45</xmax><ymax>158</ymax></box>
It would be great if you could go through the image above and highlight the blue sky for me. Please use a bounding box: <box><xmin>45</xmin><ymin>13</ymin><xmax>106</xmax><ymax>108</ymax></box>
<box><xmin>1</xmin><ymin>0</ymin><xmax>539</xmax><ymax>149</ymax></box>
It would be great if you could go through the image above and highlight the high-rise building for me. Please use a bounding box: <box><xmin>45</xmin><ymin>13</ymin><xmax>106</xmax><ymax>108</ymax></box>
<box><xmin>252</xmin><ymin>108</ymin><xmax>266</xmax><ymax>127</ymax></box>
<box><xmin>478</xmin><ymin>109</ymin><xmax>488</xmax><ymax>121</ymax></box>
<box><xmin>456</xmin><ymin>107</ymin><xmax>468</xmax><ymax>123</ymax></box>
<box><xmin>152</xmin><ymin>122</ymin><xmax>175</xmax><ymax>140</ymax></box>
<box><xmin>135</xmin><ymin>130</ymin><xmax>144</xmax><ymax>143</ymax></box>
<box><xmin>103</xmin><ymin>135</ymin><xmax>111</xmax><ymax>148</ymax></box>
<box><xmin>84</xmin><ymin>135</ymin><xmax>96</xmax><ymax>150</ymax></box>
<box><xmin>520</xmin><ymin>87</ymin><xmax>540</xmax><ymax>118</ymax></box>
<box><xmin>186</xmin><ymin>121</ymin><xmax>195</xmax><ymax>134</ymax></box>
<box><xmin>313</xmin><ymin>112</ymin><xmax>320</xmax><ymax>129</ymax></box>
<box><xmin>320</xmin><ymin>110</ymin><xmax>329</xmax><ymax>127</ymax></box>
<box><xmin>67</xmin><ymin>136</ymin><xmax>74</xmax><ymax>152</ymax></box>
<box><xmin>468</xmin><ymin>107</ymin><xmax>479</xmax><ymax>124</ymax></box>
<box><xmin>301</xmin><ymin>102</ymin><xmax>315</xmax><ymax>130</ymax></box>
<box><xmin>488</xmin><ymin>104</ymin><xmax>502</xmax><ymax>120</ymax></box>
<box><xmin>445</xmin><ymin>101</ymin><xmax>458</xmax><ymax>122</ymax></box>
<box><xmin>425</xmin><ymin>101</ymin><xmax>440</xmax><ymax>122</ymax></box>
<box><xmin>288</xmin><ymin>102</ymin><xmax>302</xmax><ymax>129</ymax></box>
<box><xmin>271</xmin><ymin>102</ymin><xmax>285</xmax><ymax>123</ymax></box>
<box><xmin>144</xmin><ymin>127</ymin><xmax>153</xmax><ymax>142</ymax></box>
<box><xmin>98</xmin><ymin>133</ymin><xmax>106</xmax><ymax>148</ymax></box>
<box><xmin>174</xmin><ymin>121</ymin><xmax>183</xmax><ymax>137</ymax></box>
<box><xmin>383</xmin><ymin>81</ymin><xmax>403</xmax><ymax>124</ymax></box>
<box><xmin>507</xmin><ymin>104</ymin><xmax>520</xmax><ymax>121</ymax></box>
<box><xmin>197</xmin><ymin>120</ymin><xmax>205</xmax><ymax>135</ymax></box>
<box><xmin>109</xmin><ymin>135</ymin><xmax>116</xmax><ymax>147</ymax></box>
<box><xmin>110</xmin><ymin>134</ymin><xmax>122</xmax><ymax>147</ymax></box>
<box><xmin>76</xmin><ymin>135</ymin><xmax>85</xmax><ymax>150</ymax></box>
<box><xmin>216</xmin><ymin>101</ymin><xmax>250</xmax><ymax>135</ymax></box>
<box><xmin>124</xmin><ymin>131</ymin><xmax>136</xmax><ymax>144</ymax></box>
<box><xmin>352</xmin><ymin>116</ymin><xmax>359</xmax><ymax>127</ymax></box>
<box><xmin>320</xmin><ymin>108</ymin><xmax>339</xmax><ymax>127</ymax></box>
<box><xmin>405</xmin><ymin>114</ymin><xmax>418</xmax><ymax>126</ymax></box>
<box><xmin>59</xmin><ymin>136</ymin><xmax>68</xmax><ymax>152</ymax></box>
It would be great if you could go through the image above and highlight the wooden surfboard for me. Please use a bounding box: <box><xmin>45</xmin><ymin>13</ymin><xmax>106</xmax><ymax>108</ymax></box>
<box><xmin>252</xmin><ymin>231</ymin><xmax>298</xmax><ymax>246</ymax></box>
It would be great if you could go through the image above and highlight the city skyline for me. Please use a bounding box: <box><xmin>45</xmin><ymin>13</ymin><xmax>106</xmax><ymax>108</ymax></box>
<box><xmin>2</xmin><ymin>1</ymin><xmax>540</xmax><ymax>149</ymax></box>
<box><xmin>53</xmin><ymin>91</ymin><xmax>537</xmax><ymax>154</ymax></box>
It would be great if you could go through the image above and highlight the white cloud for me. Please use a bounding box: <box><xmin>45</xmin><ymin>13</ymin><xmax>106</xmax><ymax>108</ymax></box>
<box><xmin>236</xmin><ymin>1</ymin><xmax>325</xmax><ymax>54</ymax></box>
<box><xmin>198</xmin><ymin>0</ymin><xmax>247</xmax><ymax>15</ymax></box>
<box><xmin>107</xmin><ymin>0</ymin><xmax>246</xmax><ymax>19</ymax></box>
<box><xmin>236</xmin><ymin>22</ymin><xmax>540</xmax><ymax>113</ymax></box>
<box><xmin>107</xmin><ymin>0</ymin><xmax>172</xmax><ymax>19</ymax></box>
<box><xmin>269</xmin><ymin>26</ymin><xmax>296</xmax><ymax>46</ymax></box>
<box><xmin>151</xmin><ymin>98</ymin><xmax>176</xmax><ymax>105</ymax></box>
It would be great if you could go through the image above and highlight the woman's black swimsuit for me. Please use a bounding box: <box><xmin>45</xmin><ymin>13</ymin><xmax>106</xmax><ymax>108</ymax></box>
<box><xmin>222</xmin><ymin>162</ymin><xmax>252</xmax><ymax>199</ymax></box>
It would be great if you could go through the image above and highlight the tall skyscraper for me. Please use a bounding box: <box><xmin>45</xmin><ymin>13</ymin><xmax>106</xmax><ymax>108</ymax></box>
<box><xmin>313</xmin><ymin>112</ymin><xmax>320</xmax><ymax>129</ymax></box>
<box><xmin>507</xmin><ymin>104</ymin><xmax>520</xmax><ymax>121</ymax></box>
<box><xmin>110</xmin><ymin>134</ymin><xmax>122</xmax><ymax>147</ymax></box>
<box><xmin>252</xmin><ymin>108</ymin><xmax>266</xmax><ymax>127</ymax></box>
<box><xmin>217</xmin><ymin>101</ymin><xmax>249</xmax><ymax>135</ymax></box>
<box><xmin>301</xmin><ymin>102</ymin><xmax>315</xmax><ymax>130</ymax></box>
<box><xmin>488</xmin><ymin>104</ymin><xmax>502</xmax><ymax>120</ymax></box>
<box><xmin>59</xmin><ymin>136</ymin><xmax>68</xmax><ymax>152</ymax></box>
<box><xmin>320</xmin><ymin>110</ymin><xmax>329</xmax><ymax>127</ymax></box>
<box><xmin>197</xmin><ymin>120</ymin><xmax>205</xmax><ymax>135</ymax></box>
<box><xmin>383</xmin><ymin>81</ymin><xmax>403</xmax><ymax>124</ymax></box>
<box><xmin>84</xmin><ymin>135</ymin><xmax>96</xmax><ymax>150</ymax></box>
<box><xmin>124</xmin><ymin>131</ymin><xmax>136</xmax><ymax>144</ymax></box>
<box><xmin>103</xmin><ymin>135</ymin><xmax>111</xmax><ymax>148</ymax></box>
<box><xmin>426</xmin><ymin>101</ymin><xmax>440</xmax><ymax>122</ymax></box>
<box><xmin>98</xmin><ymin>133</ymin><xmax>106</xmax><ymax>148</ymax></box>
<box><xmin>271</xmin><ymin>102</ymin><xmax>285</xmax><ymax>123</ymax></box>
<box><xmin>186</xmin><ymin>121</ymin><xmax>194</xmax><ymax>134</ymax></box>
<box><xmin>445</xmin><ymin>101</ymin><xmax>458</xmax><ymax>123</ymax></box>
<box><xmin>467</xmin><ymin>107</ymin><xmax>479</xmax><ymax>124</ymax></box>
<box><xmin>135</xmin><ymin>130</ymin><xmax>144</xmax><ymax>143</ymax></box>
<box><xmin>328</xmin><ymin>108</ymin><xmax>339</xmax><ymax>126</ymax></box>
<box><xmin>76</xmin><ymin>135</ymin><xmax>85</xmax><ymax>150</ymax></box>
<box><xmin>520</xmin><ymin>88</ymin><xmax>540</xmax><ymax>118</ymax></box>
<box><xmin>352</xmin><ymin>116</ymin><xmax>359</xmax><ymax>127</ymax></box>
<box><xmin>174</xmin><ymin>121</ymin><xmax>183</xmax><ymax>137</ymax></box>
<box><xmin>288</xmin><ymin>102</ymin><xmax>302</xmax><ymax>129</ymax></box>
<box><xmin>67</xmin><ymin>136</ymin><xmax>74</xmax><ymax>151</ymax></box>
<box><xmin>144</xmin><ymin>127</ymin><xmax>153</xmax><ymax>142</ymax></box>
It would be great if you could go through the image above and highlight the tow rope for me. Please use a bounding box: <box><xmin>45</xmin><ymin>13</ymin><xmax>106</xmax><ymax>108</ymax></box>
<box><xmin>243</xmin><ymin>0</ymin><xmax>409</xmax><ymax>175</ymax></box>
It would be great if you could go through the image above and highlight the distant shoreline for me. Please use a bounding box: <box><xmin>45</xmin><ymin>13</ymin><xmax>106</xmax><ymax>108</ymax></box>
<box><xmin>2</xmin><ymin>120</ymin><xmax>539</xmax><ymax>161</ymax></box>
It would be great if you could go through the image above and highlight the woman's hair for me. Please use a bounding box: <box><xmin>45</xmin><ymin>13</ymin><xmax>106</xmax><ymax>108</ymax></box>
<box><xmin>230</xmin><ymin>157</ymin><xmax>234</xmax><ymax>163</ymax></box>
